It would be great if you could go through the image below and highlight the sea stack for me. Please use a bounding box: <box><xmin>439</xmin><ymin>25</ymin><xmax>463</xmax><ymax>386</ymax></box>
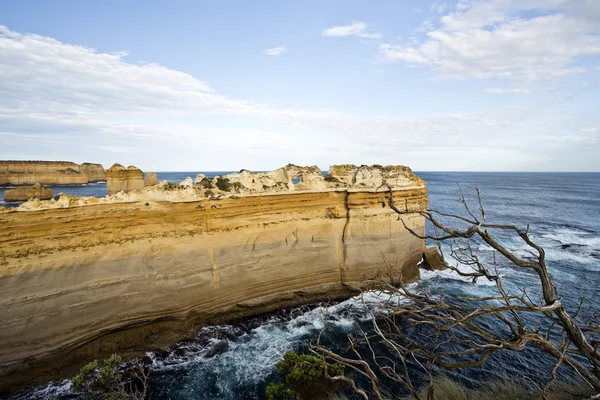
<box><xmin>79</xmin><ymin>163</ymin><xmax>106</xmax><ymax>183</ymax></box>
<box><xmin>3</xmin><ymin>183</ymin><xmax>53</xmax><ymax>202</ymax></box>
<box><xmin>106</xmin><ymin>164</ymin><xmax>145</xmax><ymax>194</ymax></box>
<box><xmin>144</xmin><ymin>172</ymin><xmax>159</xmax><ymax>186</ymax></box>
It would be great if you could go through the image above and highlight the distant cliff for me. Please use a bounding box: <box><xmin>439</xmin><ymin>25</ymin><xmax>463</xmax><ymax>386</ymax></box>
<box><xmin>3</xmin><ymin>183</ymin><xmax>53</xmax><ymax>202</ymax></box>
<box><xmin>0</xmin><ymin>160</ymin><xmax>106</xmax><ymax>186</ymax></box>
<box><xmin>0</xmin><ymin>164</ymin><xmax>428</xmax><ymax>392</ymax></box>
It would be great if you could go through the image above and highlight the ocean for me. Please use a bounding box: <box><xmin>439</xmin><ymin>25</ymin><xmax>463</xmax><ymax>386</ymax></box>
<box><xmin>4</xmin><ymin>172</ymin><xmax>600</xmax><ymax>399</ymax></box>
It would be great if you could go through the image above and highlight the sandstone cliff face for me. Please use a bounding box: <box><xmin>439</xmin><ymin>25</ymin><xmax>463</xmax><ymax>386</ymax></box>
<box><xmin>0</xmin><ymin>161</ymin><xmax>105</xmax><ymax>185</ymax></box>
<box><xmin>106</xmin><ymin>164</ymin><xmax>145</xmax><ymax>194</ymax></box>
<box><xmin>3</xmin><ymin>183</ymin><xmax>53</xmax><ymax>202</ymax></box>
<box><xmin>0</xmin><ymin>164</ymin><xmax>428</xmax><ymax>391</ymax></box>
<box><xmin>79</xmin><ymin>163</ymin><xmax>106</xmax><ymax>182</ymax></box>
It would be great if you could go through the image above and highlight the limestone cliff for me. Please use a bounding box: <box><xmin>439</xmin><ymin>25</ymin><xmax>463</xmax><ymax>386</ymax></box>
<box><xmin>106</xmin><ymin>164</ymin><xmax>145</xmax><ymax>194</ymax></box>
<box><xmin>0</xmin><ymin>164</ymin><xmax>428</xmax><ymax>392</ymax></box>
<box><xmin>0</xmin><ymin>161</ymin><xmax>106</xmax><ymax>186</ymax></box>
<box><xmin>3</xmin><ymin>183</ymin><xmax>53</xmax><ymax>202</ymax></box>
<box><xmin>79</xmin><ymin>163</ymin><xmax>106</xmax><ymax>183</ymax></box>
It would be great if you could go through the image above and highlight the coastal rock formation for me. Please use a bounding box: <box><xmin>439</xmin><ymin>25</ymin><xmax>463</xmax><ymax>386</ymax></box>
<box><xmin>422</xmin><ymin>247</ymin><xmax>447</xmax><ymax>271</ymax></box>
<box><xmin>0</xmin><ymin>161</ymin><xmax>105</xmax><ymax>186</ymax></box>
<box><xmin>0</xmin><ymin>164</ymin><xmax>428</xmax><ymax>391</ymax></box>
<box><xmin>144</xmin><ymin>172</ymin><xmax>159</xmax><ymax>186</ymax></box>
<box><xmin>79</xmin><ymin>163</ymin><xmax>106</xmax><ymax>183</ymax></box>
<box><xmin>3</xmin><ymin>183</ymin><xmax>53</xmax><ymax>202</ymax></box>
<box><xmin>179</xmin><ymin>177</ymin><xmax>194</xmax><ymax>187</ymax></box>
<box><xmin>106</xmin><ymin>164</ymin><xmax>145</xmax><ymax>194</ymax></box>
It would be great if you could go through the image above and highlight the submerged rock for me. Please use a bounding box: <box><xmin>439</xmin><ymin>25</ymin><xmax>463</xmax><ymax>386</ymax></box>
<box><xmin>204</xmin><ymin>340</ymin><xmax>230</xmax><ymax>358</ymax></box>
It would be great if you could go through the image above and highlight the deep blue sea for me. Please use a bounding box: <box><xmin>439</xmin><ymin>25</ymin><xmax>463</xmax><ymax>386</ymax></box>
<box><xmin>5</xmin><ymin>172</ymin><xmax>600</xmax><ymax>399</ymax></box>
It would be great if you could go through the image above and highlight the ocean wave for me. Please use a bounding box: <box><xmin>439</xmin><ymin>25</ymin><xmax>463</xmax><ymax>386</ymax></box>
<box><xmin>542</xmin><ymin>229</ymin><xmax>600</xmax><ymax>249</ymax></box>
<box><xmin>146</xmin><ymin>298</ymin><xmax>371</xmax><ymax>399</ymax></box>
<box><xmin>6</xmin><ymin>379</ymin><xmax>72</xmax><ymax>400</ymax></box>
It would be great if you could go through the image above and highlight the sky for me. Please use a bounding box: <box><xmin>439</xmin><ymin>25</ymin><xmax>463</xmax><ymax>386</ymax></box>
<box><xmin>0</xmin><ymin>0</ymin><xmax>599</xmax><ymax>172</ymax></box>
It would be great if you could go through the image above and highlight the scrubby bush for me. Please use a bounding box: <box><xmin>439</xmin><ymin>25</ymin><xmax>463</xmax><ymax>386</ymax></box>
<box><xmin>71</xmin><ymin>354</ymin><xmax>147</xmax><ymax>399</ymax></box>
<box><xmin>215</xmin><ymin>177</ymin><xmax>232</xmax><ymax>191</ymax></box>
<box><xmin>276</xmin><ymin>352</ymin><xmax>344</xmax><ymax>385</ymax></box>
<box><xmin>199</xmin><ymin>178</ymin><xmax>214</xmax><ymax>189</ymax></box>
<box><xmin>265</xmin><ymin>383</ymin><xmax>301</xmax><ymax>400</ymax></box>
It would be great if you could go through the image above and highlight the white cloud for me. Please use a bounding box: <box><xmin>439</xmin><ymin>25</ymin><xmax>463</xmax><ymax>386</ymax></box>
<box><xmin>0</xmin><ymin>25</ymin><xmax>598</xmax><ymax>171</ymax></box>
<box><xmin>582</xmin><ymin>81</ymin><xmax>600</xmax><ymax>89</ymax></box>
<box><xmin>264</xmin><ymin>46</ymin><xmax>287</xmax><ymax>56</ymax></box>
<box><xmin>429</xmin><ymin>1</ymin><xmax>448</xmax><ymax>13</ymax></box>
<box><xmin>484</xmin><ymin>88</ymin><xmax>530</xmax><ymax>94</ymax></box>
<box><xmin>379</xmin><ymin>0</ymin><xmax>600</xmax><ymax>81</ymax></box>
<box><xmin>322</xmin><ymin>21</ymin><xmax>382</xmax><ymax>40</ymax></box>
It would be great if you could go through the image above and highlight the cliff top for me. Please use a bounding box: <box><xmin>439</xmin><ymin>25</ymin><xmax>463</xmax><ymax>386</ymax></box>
<box><xmin>0</xmin><ymin>160</ymin><xmax>79</xmax><ymax>165</ymax></box>
<box><xmin>2</xmin><ymin>164</ymin><xmax>426</xmax><ymax>212</ymax></box>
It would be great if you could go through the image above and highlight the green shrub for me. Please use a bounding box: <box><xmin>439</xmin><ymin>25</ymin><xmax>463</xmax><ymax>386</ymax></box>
<box><xmin>215</xmin><ymin>177</ymin><xmax>232</xmax><ymax>191</ymax></box>
<box><xmin>276</xmin><ymin>352</ymin><xmax>344</xmax><ymax>385</ymax></box>
<box><xmin>98</xmin><ymin>354</ymin><xmax>122</xmax><ymax>388</ymax></box>
<box><xmin>71</xmin><ymin>354</ymin><xmax>147</xmax><ymax>399</ymax></box>
<box><xmin>204</xmin><ymin>190</ymin><xmax>214</xmax><ymax>197</ymax></box>
<box><xmin>199</xmin><ymin>178</ymin><xmax>214</xmax><ymax>189</ymax></box>
<box><xmin>71</xmin><ymin>360</ymin><xmax>98</xmax><ymax>391</ymax></box>
<box><xmin>265</xmin><ymin>383</ymin><xmax>301</xmax><ymax>400</ymax></box>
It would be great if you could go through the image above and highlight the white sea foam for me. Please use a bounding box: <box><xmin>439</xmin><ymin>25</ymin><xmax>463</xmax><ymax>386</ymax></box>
<box><xmin>542</xmin><ymin>229</ymin><xmax>600</xmax><ymax>249</ymax></box>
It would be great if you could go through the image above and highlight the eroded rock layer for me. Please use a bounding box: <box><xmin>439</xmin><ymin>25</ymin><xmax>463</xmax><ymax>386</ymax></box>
<box><xmin>3</xmin><ymin>183</ymin><xmax>53</xmax><ymax>202</ymax></box>
<box><xmin>79</xmin><ymin>163</ymin><xmax>107</xmax><ymax>183</ymax></box>
<box><xmin>0</xmin><ymin>164</ymin><xmax>428</xmax><ymax>392</ymax></box>
<box><xmin>0</xmin><ymin>161</ymin><xmax>105</xmax><ymax>186</ymax></box>
<box><xmin>106</xmin><ymin>163</ymin><xmax>145</xmax><ymax>194</ymax></box>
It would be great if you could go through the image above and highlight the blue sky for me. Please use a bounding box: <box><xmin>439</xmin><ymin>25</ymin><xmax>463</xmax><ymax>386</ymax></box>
<box><xmin>0</xmin><ymin>0</ymin><xmax>599</xmax><ymax>171</ymax></box>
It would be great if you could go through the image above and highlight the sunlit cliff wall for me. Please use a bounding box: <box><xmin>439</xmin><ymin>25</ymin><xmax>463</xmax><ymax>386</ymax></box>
<box><xmin>0</xmin><ymin>161</ymin><xmax>106</xmax><ymax>185</ymax></box>
<box><xmin>0</xmin><ymin>164</ymin><xmax>427</xmax><ymax>391</ymax></box>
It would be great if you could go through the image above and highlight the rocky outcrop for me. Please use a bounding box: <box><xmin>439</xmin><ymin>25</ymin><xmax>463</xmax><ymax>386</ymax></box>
<box><xmin>422</xmin><ymin>247</ymin><xmax>447</xmax><ymax>271</ymax></box>
<box><xmin>0</xmin><ymin>161</ymin><xmax>105</xmax><ymax>186</ymax></box>
<box><xmin>106</xmin><ymin>164</ymin><xmax>145</xmax><ymax>194</ymax></box>
<box><xmin>144</xmin><ymin>172</ymin><xmax>158</xmax><ymax>186</ymax></box>
<box><xmin>0</xmin><ymin>164</ymin><xmax>428</xmax><ymax>392</ymax></box>
<box><xmin>79</xmin><ymin>163</ymin><xmax>106</xmax><ymax>183</ymax></box>
<box><xmin>3</xmin><ymin>183</ymin><xmax>53</xmax><ymax>202</ymax></box>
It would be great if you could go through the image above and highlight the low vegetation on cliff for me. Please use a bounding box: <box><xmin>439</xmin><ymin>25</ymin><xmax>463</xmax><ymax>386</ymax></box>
<box><xmin>72</xmin><ymin>354</ymin><xmax>147</xmax><ymax>400</ymax></box>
